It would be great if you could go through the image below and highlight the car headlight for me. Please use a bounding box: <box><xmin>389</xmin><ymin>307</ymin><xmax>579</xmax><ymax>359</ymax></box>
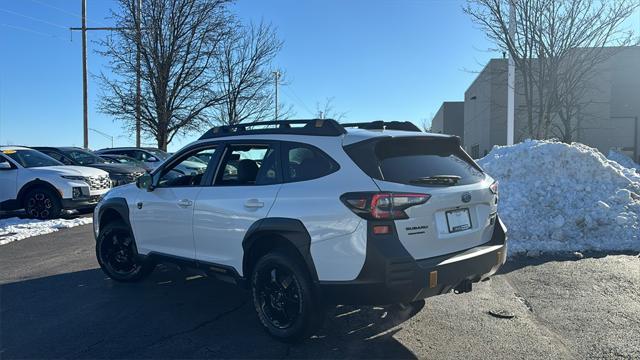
<box><xmin>61</xmin><ymin>175</ymin><xmax>86</xmax><ymax>181</ymax></box>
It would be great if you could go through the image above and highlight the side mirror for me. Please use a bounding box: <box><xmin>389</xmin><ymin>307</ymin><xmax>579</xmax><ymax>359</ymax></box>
<box><xmin>147</xmin><ymin>156</ymin><xmax>159</xmax><ymax>162</ymax></box>
<box><xmin>136</xmin><ymin>173</ymin><xmax>154</xmax><ymax>191</ymax></box>
<box><xmin>0</xmin><ymin>162</ymin><xmax>13</xmax><ymax>170</ymax></box>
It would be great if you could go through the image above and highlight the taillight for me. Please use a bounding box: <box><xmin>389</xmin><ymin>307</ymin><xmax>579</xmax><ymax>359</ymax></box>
<box><xmin>489</xmin><ymin>181</ymin><xmax>498</xmax><ymax>195</ymax></box>
<box><xmin>341</xmin><ymin>192</ymin><xmax>431</xmax><ymax>220</ymax></box>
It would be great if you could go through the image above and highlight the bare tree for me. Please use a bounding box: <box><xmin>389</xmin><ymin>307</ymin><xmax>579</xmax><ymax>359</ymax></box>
<box><xmin>213</xmin><ymin>21</ymin><xmax>284</xmax><ymax>125</ymax></box>
<box><xmin>464</xmin><ymin>0</ymin><xmax>638</xmax><ymax>142</ymax></box>
<box><xmin>98</xmin><ymin>0</ymin><xmax>231</xmax><ymax>150</ymax></box>
<box><xmin>421</xmin><ymin>118</ymin><xmax>431</xmax><ymax>132</ymax></box>
<box><xmin>315</xmin><ymin>97</ymin><xmax>347</xmax><ymax>121</ymax></box>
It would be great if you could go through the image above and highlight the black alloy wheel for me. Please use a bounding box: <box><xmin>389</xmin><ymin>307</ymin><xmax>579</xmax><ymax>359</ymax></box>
<box><xmin>251</xmin><ymin>251</ymin><xmax>323</xmax><ymax>342</ymax></box>
<box><xmin>24</xmin><ymin>188</ymin><xmax>61</xmax><ymax>219</ymax></box>
<box><xmin>96</xmin><ymin>222</ymin><xmax>153</xmax><ymax>282</ymax></box>
<box><xmin>254</xmin><ymin>265</ymin><xmax>303</xmax><ymax>329</ymax></box>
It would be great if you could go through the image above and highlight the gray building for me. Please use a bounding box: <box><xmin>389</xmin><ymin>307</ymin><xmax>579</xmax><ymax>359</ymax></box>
<box><xmin>456</xmin><ymin>47</ymin><xmax>640</xmax><ymax>161</ymax></box>
<box><xmin>430</xmin><ymin>101</ymin><xmax>464</xmax><ymax>141</ymax></box>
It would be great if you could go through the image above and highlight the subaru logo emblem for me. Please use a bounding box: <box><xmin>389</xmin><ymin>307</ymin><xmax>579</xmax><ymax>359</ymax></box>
<box><xmin>461</xmin><ymin>193</ymin><xmax>472</xmax><ymax>203</ymax></box>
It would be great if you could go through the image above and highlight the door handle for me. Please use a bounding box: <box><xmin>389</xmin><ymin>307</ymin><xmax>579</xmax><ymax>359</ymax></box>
<box><xmin>244</xmin><ymin>199</ymin><xmax>264</xmax><ymax>208</ymax></box>
<box><xmin>177</xmin><ymin>199</ymin><xmax>193</xmax><ymax>208</ymax></box>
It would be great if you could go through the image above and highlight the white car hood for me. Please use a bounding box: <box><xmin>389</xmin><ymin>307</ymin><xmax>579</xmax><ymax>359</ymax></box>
<box><xmin>30</xmin><ymin>165</ymin><xmax>109</xmax><ymax>177</ymax></box>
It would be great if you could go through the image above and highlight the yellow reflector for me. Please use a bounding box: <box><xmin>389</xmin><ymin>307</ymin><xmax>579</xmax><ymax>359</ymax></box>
<box><xmin>2</xmin><ymin>150</ymin><xmax>16</xmax><ymax>154</ymax></box>
<box><xmin>429</xmin><ymin>271</ymin><xmax>438</xmax><ymax>288</ymax></box>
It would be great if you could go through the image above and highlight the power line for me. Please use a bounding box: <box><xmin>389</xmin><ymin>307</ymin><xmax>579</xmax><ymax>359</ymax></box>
<box><xmin>0</xmin><ymin>8</ymin><xmax>68</xmax><ymax>30</ymax></box>
<box><xmin>69</xmin><ymin>0</ymin><xmax>142</xmax><ymax>149</ymax></box>
<box><xmin>30</xmin><ymin>0</ymin><xmax>83</xmax><ymax>20</ymax></box>
<box><xmin>0</xmin><ymin>23</ymin><xmax>66</xmax><ymax>41</ymax></box>
<box><xmin>282</xmin><ymin>85</ymin><xmax>315</xmax><ymax>117</ymax></box>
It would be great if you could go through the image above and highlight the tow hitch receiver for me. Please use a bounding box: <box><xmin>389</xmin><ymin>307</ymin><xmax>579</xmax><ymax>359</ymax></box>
<box><xmin>454</xmin><ymin>280</ymin><xmax>473</xmax><ymax>294</ymax></box>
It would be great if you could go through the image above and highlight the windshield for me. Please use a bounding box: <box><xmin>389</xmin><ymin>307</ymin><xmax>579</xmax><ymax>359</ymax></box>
<box><xmin>104</xmin><ymin>155</ymin><xmax>143</xmax><ymax>166</ymax></box>
<box><xmin>65</xmin><ymin>149</ymin><xmax>106</xmax><ymax>165</ymax></box>
<box><xmin>187</xmin><ymin>156</ymin><xmax>207</xmax><ymax>164</ymax></box>
<box><xmin>2</xmin><ymin>149</ymin><xmax>63</xmax><ymax>168</ymax></box>
<box><xmin>146</xmin><ymin>149</ymin><xmax>168</xmax><ymax>160</ymax></box>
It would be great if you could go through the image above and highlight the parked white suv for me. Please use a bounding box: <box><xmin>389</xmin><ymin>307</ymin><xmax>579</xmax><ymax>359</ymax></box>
<box><xmin>0</xmin><ymin>146</ymin><xmax>111</xmax><ymax>219</ymax></box>
<box><xmin>93</xmin><ymin>120</ymin><xmax>507</xmax><ymax>341</ymax></box>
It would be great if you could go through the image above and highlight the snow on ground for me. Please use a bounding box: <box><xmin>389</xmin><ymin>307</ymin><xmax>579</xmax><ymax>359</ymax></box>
<box><xmin>608</xmin><ymin>150</ymin><xmax>640</xmax><ymax>173</ymax></box>
<box><xmin>0</xmin><ymin>217</ymin><xmax>92</xmax><ymax>246</ymax></box>
<box><xmin>478</xmin><ymin>139</ymin><xmax>640</xmax><ymax>255</ymax></box>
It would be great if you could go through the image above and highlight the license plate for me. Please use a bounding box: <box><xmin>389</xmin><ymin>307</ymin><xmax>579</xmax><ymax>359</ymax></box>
<box><xmin>446</xmin><ymin>208</ymin><xmax>472</xmax><ymax>233</ymax></box>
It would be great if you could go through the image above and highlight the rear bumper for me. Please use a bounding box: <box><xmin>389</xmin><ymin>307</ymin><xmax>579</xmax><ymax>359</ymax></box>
<box><xmin>318</xmin><ymin>216</ymin><xmax>507</xmax><ymax>305</ymax></box>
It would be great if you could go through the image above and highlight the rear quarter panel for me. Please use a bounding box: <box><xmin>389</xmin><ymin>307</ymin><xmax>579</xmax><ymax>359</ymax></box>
<box><xmin>267</xmin><ymin>139</ymin><xmax>379</xmax><ymax>281</ymax></box>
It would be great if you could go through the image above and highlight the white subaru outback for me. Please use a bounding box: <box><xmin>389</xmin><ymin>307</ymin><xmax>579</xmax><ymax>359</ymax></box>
<box><xmin>0</xmin><ymin>146</ymin><xmax>111</xmax><ymax>219</ymax></box>
<box><xmin>93</xmin><ymin>120</ymin><xmax>507</xmax><ymax>341</ymax></box>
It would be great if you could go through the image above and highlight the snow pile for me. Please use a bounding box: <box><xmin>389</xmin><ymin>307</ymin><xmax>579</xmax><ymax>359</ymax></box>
<box><xmin>0</xmin><ymin>217</ymin><xmax>92</xmax><ymax>245</ymax></box>
<box><xmin>478</xmin><ymin>139</ymin><xmax>640</xmax><ymax>254</ymax></box>
<box><xmin>608</xmin><ymin>150</ymin><xmax>640</xmax><ymax>173</ymax></box>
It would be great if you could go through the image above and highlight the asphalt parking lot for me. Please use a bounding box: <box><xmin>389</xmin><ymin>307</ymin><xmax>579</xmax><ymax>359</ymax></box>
<box><xmin>1</xmin><ymin>223</ymin><xmax>638</xmax><ymax>359</ymax></box>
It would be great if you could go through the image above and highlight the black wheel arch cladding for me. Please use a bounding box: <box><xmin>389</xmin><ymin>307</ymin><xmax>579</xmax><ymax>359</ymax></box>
<box><xmin>98</xmin><ymin>197</ymin><xmax>132</xmax><ymax>230</ymax></box>
<box><xmin>242</xmin><ymin>217</ymin><xmax>319</xmax><ymax>282</ymax></box>
<box><xmin>18</xmin><ymin>180</ymin><xmax>61</xmax><ymax>204</ymax></box>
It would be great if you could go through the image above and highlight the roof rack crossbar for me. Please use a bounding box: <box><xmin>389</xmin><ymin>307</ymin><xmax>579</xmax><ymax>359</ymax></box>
<box><xmin>199</xmin><ymin>119</ymin><xmax>346</xmax><ymax>139</ymax></box>
<box><xmin>342</xmin><ymin>121</ymin><xmax>422</xmax><ymax>132</ymax></box>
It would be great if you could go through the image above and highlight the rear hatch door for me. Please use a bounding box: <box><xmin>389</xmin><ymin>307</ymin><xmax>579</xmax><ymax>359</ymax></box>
<box><xmin>345</xmin><ymin>135</ymin><xmax>498</xmax><ymax>259</ymax></box>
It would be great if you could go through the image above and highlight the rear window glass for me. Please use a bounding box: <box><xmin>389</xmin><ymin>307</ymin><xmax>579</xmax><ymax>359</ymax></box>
<box><xmin>345</xmin><ymin>137</ymin><xmax>484</xmax><ymax>186</ymax></box>
<box><xmin>282</xmin><ymin>143</ymin><xmax>338</xmax><ymax>182</ymax></box>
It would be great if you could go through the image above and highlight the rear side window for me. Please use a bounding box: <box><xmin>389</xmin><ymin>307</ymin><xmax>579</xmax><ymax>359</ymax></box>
<box><xmin>345</xmin><ymin>137</ymin><xmax>484</xmax><ymax>186</ymax></box>
<box><xmin>282</xmin><ymin>142</ymin><xmax>339</xmax><ymax>182</ymax></box>
<box><xmin>215</xmin><ymin>144</ymin><xmax>280</xmax><ymax>186</ymax></box>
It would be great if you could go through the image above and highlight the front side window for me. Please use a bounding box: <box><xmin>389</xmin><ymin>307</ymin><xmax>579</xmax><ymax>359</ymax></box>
<box><xmin>215</xmin><ymin>144</ymin><xmax>280</xmax><ymax>186</ymax></box>
<box><xmin>282</xmin><ymin>143</ymin><xmax>339</xmax><ymax>182</ymax></box>
<box><xmin>39</xmin><ymin>150</ymin><xmax>72</xmax><ymax>165</ymax></box>
<box><xmin>2</xmin><ymin>149</ymin><xmax>62</xmax><ymax>168</ymax></box>
<box><xmin>157</xmin><ymin>147</ymin><xmax>217</xmax><ymax>187</ymax></box>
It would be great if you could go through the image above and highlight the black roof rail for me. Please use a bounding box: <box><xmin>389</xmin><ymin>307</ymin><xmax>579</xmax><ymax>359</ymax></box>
<box><xmin>342</xmin><ymin>121</ymin><xmax>422</xmax><ymax>132</ymax></box>
<box><xmin>199</xmin><ymin>119</ymin><xmax>346</xmax><ymax>140</ymax></box>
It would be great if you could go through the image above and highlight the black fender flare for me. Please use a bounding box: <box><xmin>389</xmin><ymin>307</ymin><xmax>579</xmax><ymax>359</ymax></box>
<box><xmin>17</xmin><ymin>179</ymin><xmax>62</xmax><ymax>205</ymax></box>
<box><xmin>96</xmin><ymin>197</ymin><xmax>141</xmax><ymax>257</ymax></box>
<box><xmin>97</xmin><ymin>197</ymin><xmax>132</xmax><ymax>232</ymax></box>
<box><xmin>242</xmin><ymin>217</ymin><xmax>319</xmax><ymax>282</ymax></box>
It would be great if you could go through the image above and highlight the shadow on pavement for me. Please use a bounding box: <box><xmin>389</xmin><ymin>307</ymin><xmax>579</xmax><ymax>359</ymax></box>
<box><xmin>0</xmin><ymin>209</ymin><xmax>91</xmax><ymax>220</ymax></box>
<box><xmin>500</xmin><ymin>250</ymin><xmax>640</xmax><ymax>274</ymax></box>
<box><xmin>0</xmin><ymin>264</ymin><xmax>421</xmax><ymax>359</ymax></box>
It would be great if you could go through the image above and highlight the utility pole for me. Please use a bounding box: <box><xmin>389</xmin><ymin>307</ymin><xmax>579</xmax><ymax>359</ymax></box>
<box><xmin>507</xmin><ymin>0</ymin><xmax>516</xmax><ymax>145</ymax></box>
<box><xmin>81</xmin><ymin>0</ymin><xmax>88</xmax><ymax>149</ymax></box>
<box><xmin>135</xmin><ymin>0</ymin><xmax>142</xmax><ymax>147</ymax></box>
<box><xmin>273</xmin><ymin>70</ymin><xmax>280</xmax><ymax>121</ymax></box>
<box><xmin>71</xmin><ymin>0</ymin><xmax>142</xmax><ymax>149</ymax></box>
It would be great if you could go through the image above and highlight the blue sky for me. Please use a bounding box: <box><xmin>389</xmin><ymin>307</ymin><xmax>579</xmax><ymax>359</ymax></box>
<box><xmin>1</xmin><ymin>0</ymin><xmax>501</xmax><ymax>151</ymax></box>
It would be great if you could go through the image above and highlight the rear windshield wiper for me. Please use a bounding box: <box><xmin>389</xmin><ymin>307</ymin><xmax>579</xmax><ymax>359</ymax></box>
<box><xmin>409</xmin><ymin>175</ymin><xmax>461</xmax><ymax>185</ymax></box>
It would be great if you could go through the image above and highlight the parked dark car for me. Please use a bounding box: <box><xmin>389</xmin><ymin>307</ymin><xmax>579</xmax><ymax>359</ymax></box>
<box><xmin>32</xmin><ymin>147</ymin><xmax>146</xmax><ymax>186</ymax></box>
<box><xmin>99</xmin><ymin>154</ymin><xmax>153</xmax><ymax>172</ymax></box>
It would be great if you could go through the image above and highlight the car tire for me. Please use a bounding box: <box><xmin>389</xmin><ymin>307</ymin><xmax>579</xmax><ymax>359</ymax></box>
<box><xmin>96</xmin><ymin>222</ymin><xmax>154</xmax><ymax>282</ymax></box>
<box><xmin>251</xmin><ymin>251</ymin><xmax>323</xmax><ymax>342</ymax></box>
<box><xmin>24</xmin><ymin>187</ymin><xmax>62</xmax><ymax>219</ymax></box>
